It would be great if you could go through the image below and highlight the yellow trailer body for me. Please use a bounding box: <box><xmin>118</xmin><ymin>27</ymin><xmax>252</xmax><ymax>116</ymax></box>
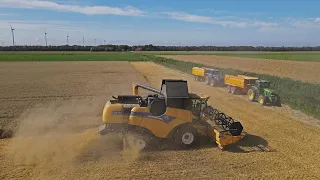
<box><xmin>224</xmin><ymin>75</ymin><xmax>258</xmax><ymax>94</ymax></box>
<box><xmin>224</xmin><ymin>75</ymin><xmax>258</xmax><ymax>89</ymax></box>
<box><xmin>225</xmin><ymin>75</ymin><xmax>246</xmax><ymax>88</ymax></box>
<box><xmin>192</xmin><ymin>67</ymin><xmax>205</xmax><ymax>77</ymax></box>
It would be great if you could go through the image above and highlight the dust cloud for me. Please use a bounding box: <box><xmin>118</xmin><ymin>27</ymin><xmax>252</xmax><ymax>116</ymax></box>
<box><xmin>1</xmin><ymin>98</ymin><xmax>141</xmax><ymax>179</ymax></box>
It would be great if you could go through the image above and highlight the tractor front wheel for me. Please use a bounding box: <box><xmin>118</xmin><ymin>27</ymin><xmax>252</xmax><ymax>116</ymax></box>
<box><xmin>247</xmin><ymin>89</ymin><xmax>256</xmax><ymax>102</ymax></box>
<box><xmin>258</xmin><ymin>95</ymin><xmax>267</xmax><ymax>106</ymax></box>
<box><xmin>210</xmin><ymin>79</ymin><xmax>216</xmax><ymax>87</ymax></box>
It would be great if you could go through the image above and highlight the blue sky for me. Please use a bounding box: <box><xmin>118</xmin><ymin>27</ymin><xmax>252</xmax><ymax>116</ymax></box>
<box><xmin>0</xmin><ymin>0</ymin><xmax>320</xmax><ymax>46</ymax></box>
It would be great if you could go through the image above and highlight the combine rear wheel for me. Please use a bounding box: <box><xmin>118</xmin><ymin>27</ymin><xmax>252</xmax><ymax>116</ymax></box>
<box><xmin>174</xmin><ymin>126</ymin><xmax>197</xmax><ymax>148</ymax></box>
<box><xmin>134</xmin><ymin>135</ymin><xmax>147</xmax><ymax>150</ymax></box>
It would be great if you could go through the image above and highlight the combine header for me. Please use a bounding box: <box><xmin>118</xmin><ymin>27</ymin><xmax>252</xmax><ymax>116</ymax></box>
<box><xmin>98</xmin><ymin>79</ymin><xmax>245</xmax><ymax>150</ymax></box>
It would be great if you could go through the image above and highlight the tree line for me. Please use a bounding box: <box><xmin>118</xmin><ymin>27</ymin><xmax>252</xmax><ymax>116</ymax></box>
<box><xmin>1</xmin><ymin>44</ymin><xmax>320</xmax><ymax>52</ymax></box>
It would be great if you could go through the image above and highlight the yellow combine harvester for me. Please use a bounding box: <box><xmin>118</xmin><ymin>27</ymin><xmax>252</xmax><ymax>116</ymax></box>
<box><xmin>98</xmin><ymin>79</ymin><xmax>245</xmax><ymax>150</ymax></box>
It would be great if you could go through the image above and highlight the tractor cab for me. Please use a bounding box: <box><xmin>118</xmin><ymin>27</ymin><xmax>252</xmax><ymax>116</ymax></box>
<box><xmin>256</xmin><ymin>80</ymin><xmax>270</xmax><ymax>89</ymax></box>
<box><xmin>207</xmin><ymin>68</ymin><xmax>221</xmax><ymax>76</ymax></box>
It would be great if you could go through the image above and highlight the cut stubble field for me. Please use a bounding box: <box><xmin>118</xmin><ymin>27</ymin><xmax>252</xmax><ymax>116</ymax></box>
<box><xmin>158</xmin><ymin>55</ymin><xmax>320</xmax><ymax>84</ymax></box>
<box><xmin>0</xmin><ymin>61</ymin><xmax>319</xmax><ymax>180</ymax></box>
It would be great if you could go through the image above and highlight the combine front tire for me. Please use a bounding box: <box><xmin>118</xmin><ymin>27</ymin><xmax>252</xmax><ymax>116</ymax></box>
<box><xmin>247</xmin><ymin>89</ymin><xmax>256</xmax><ymax>102</ymax></box>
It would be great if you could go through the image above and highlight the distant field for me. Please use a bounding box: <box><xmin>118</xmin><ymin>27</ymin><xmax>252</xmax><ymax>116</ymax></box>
<box><xmin>0</xmin><ymin>52</ymin><xmax>144</xmax><ymax>61</ymax></box>
<box><xmin>1</xmin><ymin>51</ymin><xmax>320</xmax><ymax>62</ymax></box>
<box><xmin>142</xmin><ymin>51</ymin><xmax>320</xmax><ymax>62</ymax></box>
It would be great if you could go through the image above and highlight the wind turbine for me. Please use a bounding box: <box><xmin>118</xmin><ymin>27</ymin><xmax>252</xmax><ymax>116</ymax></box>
<box><xmin>9</xmin><ymin>22</ymin><xmax>15</xmax><ymax>46</ymax></box>
<box><xmin>94</xmin><ymin>38</ymin><xmax>96</xmax><ymax>46</ymax></box>
<box><xmin>67</xmin><ymin>33</ymin><xmax>69</xmax><ymax>45</ymax></box>
<box><xmin>104</xmin><ymin>40</ymin><xmax>105</xmax><ymax>45</ymax></box>
<box><xmin>82</xmin><ymin>37</ymin><xmax>84</xmax><ymax>47</ymax></box>
<box><xmin>44</xmin><ymin>30</ymin><xmax>48</xmax><ymax>46</ymax></box>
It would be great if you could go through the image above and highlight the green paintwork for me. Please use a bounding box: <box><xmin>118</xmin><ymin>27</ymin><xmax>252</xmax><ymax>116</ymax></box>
<box><xmin>250</xmin><ymin>80</ymin><xmax>281</xmax><ymax>106</ymax></box>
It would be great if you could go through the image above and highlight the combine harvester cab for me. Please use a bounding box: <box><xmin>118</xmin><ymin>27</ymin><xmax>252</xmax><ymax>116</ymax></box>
<box><xmin>192</xmin><ymin>67</ymin><xmax>224</xmax><ymax>87</ymax></box>
<box><xmin>99</xmin><ymin>79</ymin><xmax>245</xmax><ymax>150</ymax></box>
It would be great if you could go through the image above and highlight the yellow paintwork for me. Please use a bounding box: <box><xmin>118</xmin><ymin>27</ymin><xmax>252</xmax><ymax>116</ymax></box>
<box><xmin>130</xmin><ymin>107</ymin><xmax>192</xmax><ymax>138</ymax></box>
<box><xmin>128</xmin><ymin>107</ymin><xmax>146</xmax><ymax>126</ymax></box>
<box><xmin>259</xmin><ymin>96</ymin><xmax>264</xmax><ymax>104</ymax></box>
<box><xmin>201</xmin><ymin>114</ymin><xmax>245</xmax><ymax>148</ymax></box>
<box><xmin>212</xmin><ymin>129</ymin><xmax>245</xmax><ymax>148</ymax></box>
<box><xmin>132</xmin><ymin>84</ymin><xmax>138</xmax><ymax>95</ymax></box>
<box><xmin>192</xmin><ymin>67</ymin><xmax>205</xmax><ymax>77</ymax></box>
<box><xmin>248</xmin><ymin>90</ymin><xmax>254</xmax><ymax>100</ymax></box>
<box><xmin>102</xmin><ymin>102</ymin><xmax>128</xmax><ymax>124</ymax></box>
<box><xmin>224</xmin><ymin>74</ymin><xmax>258</xmax><ymax>89</ymax></box>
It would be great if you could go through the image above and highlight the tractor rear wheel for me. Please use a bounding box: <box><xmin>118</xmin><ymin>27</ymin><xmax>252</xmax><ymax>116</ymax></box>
<box><xmin>247</xmin><ymin>89</ymin><xmax>256</xmax><ymax>102</ymax></box>
<box><xmin>258</xmin><ymin>95</ymin><xmax>266</xmax><ymax>106</ymax></box>
<box><xmin>274</xmin><ymin>95</ymin><xmax>282</xmax><ymax>107</ymax></box>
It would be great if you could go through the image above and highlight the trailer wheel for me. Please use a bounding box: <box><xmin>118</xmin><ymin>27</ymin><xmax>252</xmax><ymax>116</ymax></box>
<box><xmin>231</xmin><ymin>86</ymin><xmax>237</xmax><ymax>94</ymax></box>
<box><xmin>227</xmin><ymin>85</ymin><xmax>231</xmax><ymax>93</ymax></box>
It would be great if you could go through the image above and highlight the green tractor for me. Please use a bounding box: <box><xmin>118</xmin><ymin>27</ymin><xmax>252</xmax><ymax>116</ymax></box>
<box><xmin>247</xmin><ymin>80</ymin><xmax>281</xmax><ymax>107</ymax></box>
